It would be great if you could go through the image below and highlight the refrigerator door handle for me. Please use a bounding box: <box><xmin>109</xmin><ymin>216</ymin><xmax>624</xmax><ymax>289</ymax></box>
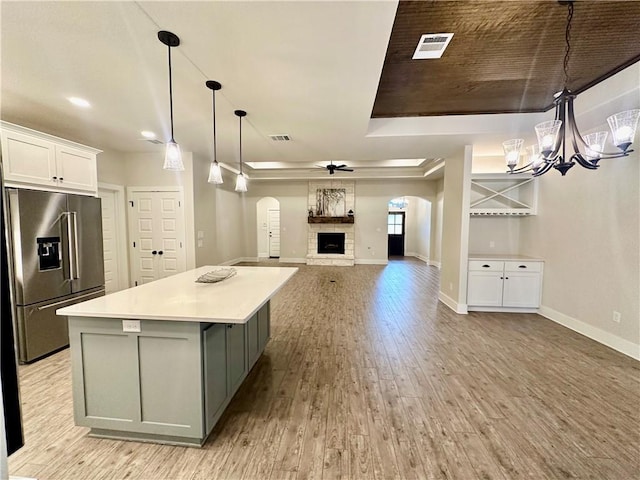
<box><xmin>64</xmin><ymin>212</ymin><xmax>75</xmax><ymax>281</ymax></box>
<box><xmin>72</xmin><ymin>211</ymin><xmax>80</xmax><ymax>280</ymax></box>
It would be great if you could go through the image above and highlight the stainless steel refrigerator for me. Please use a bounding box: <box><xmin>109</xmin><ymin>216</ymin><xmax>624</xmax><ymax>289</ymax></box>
<box><xmin>6</xmin><ymin>188</ymin><xmax>105</xmax><ymax>363</ymax></box>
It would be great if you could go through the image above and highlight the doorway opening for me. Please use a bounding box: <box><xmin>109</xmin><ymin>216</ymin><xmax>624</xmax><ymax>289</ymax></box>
<box><xmin>256</xmin><ymin>197</ymin><xmax>280</xmax><ymax>259</ymax></box>
<box><xmin>388</xmin><ymin>196</ymin><xmax>432</xmax><ymax>261</ymax></box>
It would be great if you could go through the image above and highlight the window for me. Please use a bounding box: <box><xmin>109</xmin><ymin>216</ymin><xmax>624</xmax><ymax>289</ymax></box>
<box><xmin>388</xmin><ymin>212</ymin><xmax>404</xmax><ymax>235</ymax></box>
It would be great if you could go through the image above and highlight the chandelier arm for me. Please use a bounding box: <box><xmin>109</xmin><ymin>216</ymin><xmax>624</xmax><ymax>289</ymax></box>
<box><xmin>508</xmin><ymin>162</ymin><xmax>534</xmax><ymax>174</ymax></box>
<box><xmin>572</xmin><ymin>153</ymin><xmax>599</xmax><ymax>170</ymax></box>
<box><xmin>532</xmin><ymin>161</ymin><xmax>555</xmax><ymax>177</ymax></box>
<box><xmin>566</xmin><ymin>98</ymin><xmax>626</xmax><ymax>158</ymax></box>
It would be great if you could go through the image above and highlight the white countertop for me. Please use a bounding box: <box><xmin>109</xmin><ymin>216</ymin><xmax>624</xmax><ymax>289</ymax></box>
<box><xmin>468</xmin><ymin>254</ymin><xmax>543</xmax><ymax>261</ymax></box>
<box><xmin>57</xmin><ymin>266</ymin><xmax>298</xmax><ymax>323</ymax></box>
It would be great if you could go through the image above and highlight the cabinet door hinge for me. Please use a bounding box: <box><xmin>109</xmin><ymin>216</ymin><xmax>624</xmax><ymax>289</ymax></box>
<box><xmin>129</xmin><ymin>201</ymin><xmax>134</xmax><ymax>207</ymax></box>
<box><xmin>133</xmin><ymin>241</ymin><xmax>136</xmax><ymax>248</ymax></box>
<box><xmin>135</xmin><ymin>281</ymin><xmax>138</xmax><ymax>286</ymax></box>
<box><xmin>178</xmin><ymin>201</ymin><xmax>181</xmax><ymax>207</ymax></box>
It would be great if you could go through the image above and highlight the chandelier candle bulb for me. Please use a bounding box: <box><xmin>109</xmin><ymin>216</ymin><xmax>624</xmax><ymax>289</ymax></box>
<box><xmin>503</xmin><ymin>139</ymin><xmax>524</xmax><ymax>171</ymax></box>
<box><xmin>607</xmin><ymin>109</ymin><xmax>640</xmax><ymax>151</ymax></box>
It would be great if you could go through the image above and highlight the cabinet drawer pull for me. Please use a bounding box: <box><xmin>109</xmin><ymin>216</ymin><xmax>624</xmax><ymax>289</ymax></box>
<box><xmin>518</xmin><ymin>265</ymin><xmax>527</xmax><ymax>269</ymax></box>
<box><xmin>152</xmin><ymin>250</ymin><xmax>157</xmax><ymax>255</ymax></box>
<box><xmin>482</xmin><ymin>264</ymin><xmax>490</xmax><ymax>268</ymax></box>
<box><xmin>59</xmin><ymin>177</ymin><xmax>64</xmax><ymax>181</ymax></box>
<box><xmin>53</xmin><ymin>176</ymin><xmax>57</xmax><ymax>180</ymax></box>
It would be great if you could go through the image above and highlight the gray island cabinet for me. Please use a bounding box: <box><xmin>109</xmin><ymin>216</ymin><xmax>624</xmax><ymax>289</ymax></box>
<box><xmin>57</xmin><ymin>266</ymin><xmax>297</xmax><ymax>447</ymax></box>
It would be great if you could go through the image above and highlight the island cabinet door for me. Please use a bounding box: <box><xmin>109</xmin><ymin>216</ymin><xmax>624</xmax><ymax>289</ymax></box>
<box><xmin>227</xmin><ymin>323</ymin><xmax>248</xmax><ymax>394</ymax></box>
<box><xmin>257</xmin><ymin>301</ymin><xmax>271</xmax><ymax>352</ymax></box>
<box><xmin>246</xmin><ymin>313</ymin><xmax>260</xmax><ymax>368</ymax></box>
<box><xmin>203</xmin><ymin>324</ymin><xmax>228</xmax><ymax>433</ymax></box>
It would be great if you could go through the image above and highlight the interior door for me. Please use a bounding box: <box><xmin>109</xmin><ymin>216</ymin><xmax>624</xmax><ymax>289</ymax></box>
<box><xmin>156</xmin><ymin>192</ymin><xmax>186</xmax><ymax>279</ymax></box>
<box><xmin>128</xmin><ymin>190</ymin><xmax>186</xmax><ymax>286</ymax></box>
<box><xmin>387</xmin><ymin>211</ymin><xmax>405</xmax><ymax>257</ymax></box>
<box><xmin>268</xmin><ymin>208</ymin><xmax>280</xmax><ymax>258</ymax></box>
<box><xmin>98</xmin><ymin>188</ymin><xmax>121</xmax><ymax>293</ymax></box>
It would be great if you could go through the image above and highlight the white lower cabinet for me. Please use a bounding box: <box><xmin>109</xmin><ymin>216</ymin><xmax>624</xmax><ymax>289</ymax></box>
<box><xmin>468</xmin><ymin>259</ymin><xmax>543</xmax><ymax>311</ymax></box>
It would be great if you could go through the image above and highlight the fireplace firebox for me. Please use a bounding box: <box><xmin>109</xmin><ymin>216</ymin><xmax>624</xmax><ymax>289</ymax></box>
<box><xmin>317</xmin><ymin>233</ymin><xmax>345</xmax><ymax>254</ymax></box>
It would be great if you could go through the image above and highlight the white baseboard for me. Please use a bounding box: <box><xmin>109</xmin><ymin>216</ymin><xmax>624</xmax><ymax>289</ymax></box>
<box><xmin>221</xmin><ymin>257</ymin><xmax>257</xmax><ymax>266</ymax></box>
<box><xmin>438</xmin><ymin>291</ymin><xmax>468</xmax><ymax>314</ymax></box>
<box><xmin>538</xmin><ymin>305</ymin><xmax>640</xmax><ymax>361</ymax></box>
<box><xmin>429</xmin><ymin>260</ymin><xmax>441</xmax><ymax>269</ymax></box>
<box><xmin>414</xmin><ymin>254</ymin><xmax>429</xmax><ymax>263</ymax></box>
<box><xmin>258</xmin><ymin>253</ymin><xmax>268</xmax><ymax>259</ymax></box>
<box><xmin>355</xmin><ymin>258</ymin><xmax>388</xmax><ymax>265</ymax></box>
<box><xmin>405</xmin><ymin>251</ymin><xmax>418</xmax><ymax>257</ymax></box>
<box><xmin>278</xmin><ymin>257</ymin><xmax>306</xmax><ymax>264</ymax></box>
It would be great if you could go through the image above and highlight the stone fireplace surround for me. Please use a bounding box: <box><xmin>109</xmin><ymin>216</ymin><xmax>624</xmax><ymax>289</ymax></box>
<box><xmin>306</xmin><ymin>180</ymin><xmax>355</xmax><ymax>266</ymax></box>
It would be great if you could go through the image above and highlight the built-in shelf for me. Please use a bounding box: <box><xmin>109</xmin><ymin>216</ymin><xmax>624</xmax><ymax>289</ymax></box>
<box><xmin>308</xmin><ymin>216</ymin><xmax>354</xmax><ymax>224</ymax></box>
<box><xmin>470</xmin><ymin>173</ymin><xmax>538</xmax><ymax>216</ymax></box>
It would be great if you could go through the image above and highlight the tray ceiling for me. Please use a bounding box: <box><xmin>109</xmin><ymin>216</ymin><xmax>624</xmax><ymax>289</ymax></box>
<box><xmin>373</xmin><ymin>1</ymin><xmax>640</xmax><ymax>117</ymax></box>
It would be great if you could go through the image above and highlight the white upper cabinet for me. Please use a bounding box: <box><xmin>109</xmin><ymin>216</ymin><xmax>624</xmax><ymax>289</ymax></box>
<box><xmin>1</xmin><ymin>122</ymin><xmax>101</xmax><ymax>195</ymax></box>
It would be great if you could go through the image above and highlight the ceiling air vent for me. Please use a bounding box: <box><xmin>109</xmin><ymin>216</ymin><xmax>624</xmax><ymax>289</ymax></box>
<box><xmin>145</xmin><ymin>139</ymin><xmax>163</xmax><ymax>145</ymax></box>
<box><xmin>412</xmin><ymin>33</ymin><xmax>454</xmax><ymax>59</ymax></box>
<box><xmin>269</xmin><ymin>134</ymin><xmax>291</xmax><ymax>141</ymax></box>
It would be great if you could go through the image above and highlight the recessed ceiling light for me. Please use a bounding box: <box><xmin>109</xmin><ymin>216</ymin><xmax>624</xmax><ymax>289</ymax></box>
<box><xmin>141</xmin><ymin>130</ymin><xmax>156</xmax><ymax>139</ymax></box>
<box><xmin>67</xmin><ymin>97</ymin><xmax>91</xmax><ymax>108</ymax></box>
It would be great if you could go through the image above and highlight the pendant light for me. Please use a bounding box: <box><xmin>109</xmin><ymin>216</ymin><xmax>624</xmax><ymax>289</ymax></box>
<box><xmin>234</xmin><ymin>110</ymin><xmax>248</xmax><ymax>193</ymax></box>
<box><xmin>206</xmin><ymin>80</ymin><xmax>223</xmax><ymax>184</ymax></box>
<box><xmin>158</xmin><ymin>30</ymin><xmax>184</xmax><ymax>171</ymax></box>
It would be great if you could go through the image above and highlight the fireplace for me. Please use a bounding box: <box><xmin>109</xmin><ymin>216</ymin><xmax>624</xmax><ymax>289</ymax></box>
<box><xmin>317</xmin><ymin>233</ymin><xmax>345</xmax><ymax>254</ymax></box>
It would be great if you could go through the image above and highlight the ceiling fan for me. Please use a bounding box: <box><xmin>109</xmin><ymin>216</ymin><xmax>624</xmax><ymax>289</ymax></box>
<box><xmin>318</xmin><ymin>160</ymin><xmax>354</xmax><ymax>175</ymax></box>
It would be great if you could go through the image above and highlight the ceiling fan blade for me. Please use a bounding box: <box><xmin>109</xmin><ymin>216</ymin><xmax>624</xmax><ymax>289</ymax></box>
<box><xmin>336</xmin><ymin>167</ymin><xmax>354</xmax><ymax>172</ymax></box>
<box><xmin>335</xmin><ymin>164</ymin><xmax>347</xmax><ymax>169</ymax></box>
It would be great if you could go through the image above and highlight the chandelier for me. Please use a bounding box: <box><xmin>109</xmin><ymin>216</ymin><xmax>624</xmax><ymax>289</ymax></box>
<box><xmin>504</xmin><ymin>1</ymin><xmax>639</xmax><ymax>177</ymax></box>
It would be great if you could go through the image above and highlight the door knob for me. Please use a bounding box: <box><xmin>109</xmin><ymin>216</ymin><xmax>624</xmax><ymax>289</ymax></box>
<box><xmin>152</xmin><ymin>250</ymin><xmax>157</xmax><ymax>255</ymax></box>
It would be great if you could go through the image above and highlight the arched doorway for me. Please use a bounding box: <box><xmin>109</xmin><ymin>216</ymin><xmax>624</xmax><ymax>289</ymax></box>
<box><xmin>256</xmin><ymin>197</ymin><xmax>280</xmax><ymax>259</ymax></box>
<box><xmin>388</xmin><ymin>196</ymin><xmax>432</xmax><ymax>260</ymax></box>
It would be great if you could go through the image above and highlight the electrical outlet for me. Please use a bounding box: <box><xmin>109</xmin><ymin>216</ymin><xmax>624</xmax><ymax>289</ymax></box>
<box><xmin>197</xmin><ymin>239</ymin><xmax>203</xmax><ymax>248</ymax></box>
<box><xmin>489</xmin><ymin>241</ymin><xmax>495</xmax><ymax>248</ymax></box>
<box><xmin>612</xmin><ymin>311</ymin><xmax>621</xmax><ymax>323</ymax></box>
<box><xmin>449</xmin><ymin>282</ymin><xmax>453</xmax><ymax>291</ymax></box>
<box><xmin>123</xmin><ymin>320</ymin><xmax>141</xmax><ymax>333</ymax></box>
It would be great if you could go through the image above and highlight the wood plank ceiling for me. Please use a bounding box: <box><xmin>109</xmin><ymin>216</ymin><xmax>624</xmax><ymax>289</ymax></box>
<box><xmin>372</xmin><ymin>0</ymin><xmax>640</xmax><ymax>117</ymax></box>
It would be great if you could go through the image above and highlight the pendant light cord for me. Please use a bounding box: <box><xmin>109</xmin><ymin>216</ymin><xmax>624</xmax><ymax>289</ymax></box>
<box><xmin>168</xmin><ymin>43</ymin><xmax>175</xmax><ymax>142</ymax></box>
<box><xmin>563</xmin><ymin>1</ymin><xmax>573</xmax><ymax>88</ymax></box>
<box><xmin>212</xmin><ymin>90</ymin><xmax>217</xmax><ymax>163</ymax></box>
<box><xmin>239</xmin><ymin>115</ymin><xmax>243</xmax><ymax>175</ymax></box>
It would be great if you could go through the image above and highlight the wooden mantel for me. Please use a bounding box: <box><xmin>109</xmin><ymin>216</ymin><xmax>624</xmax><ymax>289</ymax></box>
<box><xmin>308</xmin><ymin>216</ymin><xmax>354</xmax><ymax>224</ymax></box>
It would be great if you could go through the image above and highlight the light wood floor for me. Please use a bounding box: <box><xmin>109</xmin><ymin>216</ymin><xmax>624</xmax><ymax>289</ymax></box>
<box><xmin>8</xmin><ymin>259</ymin><xmax>640</xmax><ymax>479</ymax></box>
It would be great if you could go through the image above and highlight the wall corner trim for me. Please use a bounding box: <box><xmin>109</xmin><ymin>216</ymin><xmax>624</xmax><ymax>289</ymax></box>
<box><xmin>538</xmin><ymin>305</ymin><xmax>640</xmax><ymax>361</ymax></box>
<box><xmin>438</xmin><ymin>292</ymin><xmax>468</xmax><ymax>314</ymax></box>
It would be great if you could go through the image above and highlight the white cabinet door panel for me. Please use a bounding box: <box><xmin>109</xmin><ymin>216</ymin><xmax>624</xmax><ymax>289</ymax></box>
<box><xmin>1</xmin><ymin>130</ymin><xmax>57</xmax><ymax>186</ymax></box>
<box><xmin>55</xmin><ymin>145</ymin><xmax>97</xmax><ymax>192</ymax></box>
<box><xmin>467</xmin><ymin>272</ymin><xmax>504</xmax><ymax>306</ymax></box>
<box><xmin>502</xmin><ymin>273</ymin><xmax>542</xmax><ymax>308</ymax></box>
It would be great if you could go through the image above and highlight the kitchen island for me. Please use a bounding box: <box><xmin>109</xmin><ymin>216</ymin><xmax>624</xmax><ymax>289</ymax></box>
<box><xmin>57</xmin><ymin>265</ymin><xmax>297</xmax><ymax>447</ymax></box>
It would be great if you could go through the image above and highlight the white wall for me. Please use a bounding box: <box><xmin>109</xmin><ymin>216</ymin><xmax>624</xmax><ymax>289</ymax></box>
<box><xmin>192</xmin><ymin>153</ymin><xmax>218</xmax><ymax>267</ymax></box>
<box><xmin>96</xmin><ymin>148</ymin><xmax>128</xmax><ymax>185</ymax></box>
<box><xmin>241</xmin><ymin>179</ymin><xmax>436</xmax><ymax>263</ymax></box>
<box><xmin>468</xmin><ymin>216</ymin><xmax>521</xmax><ymax>255</ymax></box>
<box><xmin>256</xmin><ymin>197</ymin><xmax>279</xmax><ymax>258</ymax></box>
<box><xmin>519</xmin><ymin>150</ymin><xmax>640</xmax><ymax>358</ymax></box>
<box><xmin>431</xmin><ymin>178</ymin><xmax>444</xmax><ymax>266</ymax></box>
<box><xmin>439</xmin><ymin>146</ymin><xmax>472</xmax><ymax>312</ymax></box>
